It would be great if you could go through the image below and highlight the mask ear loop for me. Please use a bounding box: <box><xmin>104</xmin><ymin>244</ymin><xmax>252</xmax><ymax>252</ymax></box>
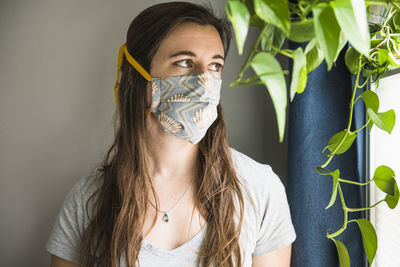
<box><xmin>113</xmin><ymin>43</ymin><xmax>153</xmax><ymax>113</ymax></box>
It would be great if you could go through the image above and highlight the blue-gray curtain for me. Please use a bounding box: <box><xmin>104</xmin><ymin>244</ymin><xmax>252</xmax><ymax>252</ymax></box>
<box><xmin>287</xmin><ymin>42</ymin><xmax>367</xmax><ymax>267</ymax></box>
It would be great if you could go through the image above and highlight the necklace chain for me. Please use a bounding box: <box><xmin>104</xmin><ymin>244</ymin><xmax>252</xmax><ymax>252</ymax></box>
<box><xmin>148</xmin><ymin>180</ymin><xmax>193</xmax><ymax>222</ymax></box>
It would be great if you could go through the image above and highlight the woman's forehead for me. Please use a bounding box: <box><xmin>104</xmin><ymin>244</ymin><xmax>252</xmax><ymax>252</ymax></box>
<box><xmin>156</xmin><ymin>22</ymin><xmax>224</xmax><ymax>58</ymax></box>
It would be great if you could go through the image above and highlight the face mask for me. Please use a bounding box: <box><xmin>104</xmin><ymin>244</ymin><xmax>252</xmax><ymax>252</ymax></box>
<box><xmin>114</xmin><ymin>43</ymin><xmax>222</xmax><ymax>144</ymax></box>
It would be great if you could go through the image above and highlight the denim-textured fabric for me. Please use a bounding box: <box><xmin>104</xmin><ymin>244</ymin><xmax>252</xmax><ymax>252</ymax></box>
<box><xmin>287</xmin><ymin>42</ymin><xmax>366</xmax><ymax>267</ymax></box>
<box><xmin>150</xmin><ymin>71</ymin><xmax>221</xmax><ymax>144</ymax></box>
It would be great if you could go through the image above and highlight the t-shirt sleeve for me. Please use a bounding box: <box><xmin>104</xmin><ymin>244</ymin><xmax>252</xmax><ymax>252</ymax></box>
<box><xmin>252</xmin><ymin>165</ymin><xmax>296</xmax><ymax>256</ymax></box>
<box><xmin>45</xmin><ymin>177</ymin><xmax>88</xmax><ymax>263</ymax></box>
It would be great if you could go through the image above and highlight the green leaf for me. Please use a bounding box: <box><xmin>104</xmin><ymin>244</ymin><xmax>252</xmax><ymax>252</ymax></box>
<box><xmin>331</xmin><ymin>0</ymin><xmax>370</xmax><ymax>57</ymax></box>
<box><xmin>373</xmin><ymin>165</ymin><xmax>396</xmax><ymax>195</ymax></box>
<box><xmin>361</xmin><ymin>91</ymin><xmax>380</xmax><ymax>134</ymax></box>
<box><xmin>261</xmin><ymin>23</ymin><xmax>275</xmax><ymax>51</ymax></box>
<box><xmin>393</xmin><ymin>2</ymin><xmax>400</xmax><ymax>13</ymax></box>
<box><xmin>326</xmin><ymin>169</ymin><xmax>340</xmax><ymax>209</ymax></box>
<box><xmin>360</xmin><ymin>90</ymin><xmax>379</xmax><ymax>113</ymax></box>
<box><xmin>305</xmin><ymin>39</ymin><xmax>324</xmax><ymax>73</ymax></box>
<box><xmin>370</xmin><ymin>38</ymin><xmax>385</xmax><ymax>48</ymax></box>
<box><xmin>387</xmin><ymin>50</ymin><xmax>400</xmax><ymax>67</ymax></box>
<box><xmin>333</xmin><ymin>239</ymin><xmax>351</xmax><ymax>267</ymax></box>
<box><xmin>393</xmin><ymin>12</ymin><xmax>400</xmax><ymax>31</ymax></box>
<box><xmin>334</xmin><ymin>30</ymin><xmax>348</xmax><ymax>61</ymax></box>
<box><xmin>355</xmin><ymin>219</ymin><xmax>377</xmax><ymax>265</ymax></box>
<box><xmin>254</xmin><ymin>0</ymin><xmax>290</xmax><ymax>35</ymax></box>
<box><xmin>290</xmin><ymin>47</ymin><xmax>307</xmax><ymax>101</ymax></box>
<box><xmin>305</xmin><ymin>38</ymin><xmax>317</xmax><ymax>54</ymax></box>
<box><xmin>226</xmin><ymin>1</ymin><xmax>250</xmax><ymax>55</ymax></box>
<box><xmin>244</xmin><ymin>0</ymin><xmax>265</xmax><ymax>27</ymax></box>
<box><xmin>385</xmin><ymin>182</ymin><xmax>399</xmax><ymax>209</ymax></box>
<box><xmin>367</xmin><ymin>108</ymin><xmax>396</xmax><ymax>134</ymax></box>
<box><xmin>377</xmin><ymin>49</ymin><xmax>389</xmax><ymax>65</ymax></box>
<box><xmin>251</xmin><ymin>53</ymin><xmax>287</xmax><ymax>142</ymax></box>
<box><xmin>395</xmin><ymin>35</ymin><xmax>400</xmax><ymax>43</ymax></box>
<box><xmin>313</xmin><ymin>3</ymin><xmax>341</xmax><ymax>70</ymax></box>
<box><xmin>260</xmin><ymin>24</ymin><xmax>286</xmax><ymax>54</ymax></box>
<box><xmin>250</xmin><ymin>14</ymin><xmax>265</xmax><ymax>27</ymax></box>
<box><xmin>345</xmin><ymin>47</ymin><xmax>361</xmax><ymax>74</ymax></box>
<box><xmin>288</xmin><ymin>19</ymin><xmax>315</xmax><ymax>43</ymax></box>
<box><xmin>297</xmin><ymin>67</ymin><xmax>308</xmax><ymax>93</ymax></box>
<box><xmin>326</xmin><ymin>131</ymin><xmax>357</xmax><ymax>155</ymax></box>
<box><xmin>369</xmin><ymin>119</ymin><xmax>374</xmax><ymax>133</ymax></box>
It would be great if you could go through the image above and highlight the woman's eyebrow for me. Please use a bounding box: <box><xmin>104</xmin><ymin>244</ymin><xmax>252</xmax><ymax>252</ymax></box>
<box><xmin>169</xmin><ymin>51</ymin><xmax>196</xmax><ymax>58</ymax></box>
<box><xmin>169</xmin><ymin>51</ymin><xmax>225</xmax><ymax>61</ymax></box>
<box><xmin>212</xmin><ymin>54</ymin><xmax>225</xmax><ymax>61</ymax></box>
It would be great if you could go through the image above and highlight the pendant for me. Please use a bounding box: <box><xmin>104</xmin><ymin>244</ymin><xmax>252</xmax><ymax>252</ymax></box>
<box><xmin>162</xmin><ymin>213</ymin><xmax>169</xmax><ymax>222</ymax></box>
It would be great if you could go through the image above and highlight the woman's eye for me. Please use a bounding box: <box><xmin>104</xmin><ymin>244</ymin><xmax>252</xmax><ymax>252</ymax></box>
<box><xmin>209</xmin><ymin>63</ymin><xmax>223</xmax><ymax>72</ymax></box>
<box><xmin>174</xmin><ymin>59</ymin><xmax>192</xmax><ymax>68</ymax></box>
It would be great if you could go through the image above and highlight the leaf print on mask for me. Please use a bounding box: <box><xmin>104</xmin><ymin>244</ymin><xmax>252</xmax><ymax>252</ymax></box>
<box><xmin>193</xmin><ymin>107</ymin><xmax>212</xmax><ymax>129</ymax></box>
<box><xmin>158</xmin><ymin>112</ymin><xmax>182</xmax><ymax>134</ymax></box>
<box><xmin>167</xmin><ymin>94</ymin><xmax>192</xmax><ymax>102</ymax></box>
<box><xmin>152</xmin><ymin>82</ymin><xmax>158</xmax><ymax>96</ymax></box>
<box><xmin>150</xmin><ymin>83</ymin><xmax>160</xmax><ymax>111</ymax></box>
<box><xmin>198</xmin><ymin>72</ymin><xmax>214</xmax><ymax>93</ymax></box>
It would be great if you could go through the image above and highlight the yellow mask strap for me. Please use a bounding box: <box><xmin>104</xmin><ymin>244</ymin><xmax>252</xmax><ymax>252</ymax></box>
<box><xmin>113</xmin><ymin>43</ymin><xmax>153</xmax><ymax>106</ymax></box>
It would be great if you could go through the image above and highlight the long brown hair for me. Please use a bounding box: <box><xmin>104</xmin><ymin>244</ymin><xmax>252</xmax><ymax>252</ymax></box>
<box><xmin>79</xmin><ymin>2</ymin><xmax>245</xmax><ymax>266</ymax></box>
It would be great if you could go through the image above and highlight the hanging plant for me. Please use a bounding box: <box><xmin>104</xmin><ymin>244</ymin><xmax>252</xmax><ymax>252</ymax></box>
<box><xmin>226</xmin><ymin>0</ymin><xmax>400</xmax><ymax>266</ymax></box>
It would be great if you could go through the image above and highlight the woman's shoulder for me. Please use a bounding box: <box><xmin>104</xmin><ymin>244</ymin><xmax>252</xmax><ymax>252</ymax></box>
<box><xmin>59</xmin><ymin>168</ymin><xmax>104</xmax><ymax>223</ymax></box>
<box><xmin>229</xmin><ymin>147</ymin><xmax>296</xmax><ymax>256</ymax></box>
<box><xmin>45</xmin><ymin>169</ymin><xmax>103</xmax><ymax>263</ymax></box>
<box><xmin>70</xmin><ymin>168</ymin><xmax>104</xmax><ymax>198</ymax></box>
<box><xmin>229</xmin><ymin>147</ymin><xmax>285</xmax><ymax>194</ymax></box>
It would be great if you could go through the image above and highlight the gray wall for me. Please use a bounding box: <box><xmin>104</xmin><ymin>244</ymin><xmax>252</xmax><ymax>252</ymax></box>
<box><xmin>0</xmin><ymin>0</ymin><xmax>287</xmax><ymax>266</ymax></box>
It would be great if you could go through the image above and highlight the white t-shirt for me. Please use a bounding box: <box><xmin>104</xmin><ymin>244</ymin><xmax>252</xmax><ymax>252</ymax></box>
<box><xmin>46</xmin><ymin>148</ymin><xmax>296</xmax><ymax>266</ymax></box>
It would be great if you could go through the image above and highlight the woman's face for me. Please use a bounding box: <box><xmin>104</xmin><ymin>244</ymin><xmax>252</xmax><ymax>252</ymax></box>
<box><xmin>146</xmin><ymin>22</ymin><xmax>225</xmax><ymax>107</ymax></box>
<box><xmin>150</xmin><ymin>22</ymin><xmax>225</xmax><ymax>79</ymax></box>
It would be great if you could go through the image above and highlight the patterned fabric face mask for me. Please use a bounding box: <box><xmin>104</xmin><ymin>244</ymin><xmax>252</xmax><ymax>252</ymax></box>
<box><xmin>114</xmin><ymin>43</ymin><xmax>222</xmax><ymax>144</ymax></box>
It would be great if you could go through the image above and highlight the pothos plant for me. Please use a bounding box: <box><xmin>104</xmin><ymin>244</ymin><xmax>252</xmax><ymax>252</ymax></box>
<box><xmin>225</xmin><ymin>0</ymin><xmax>400</xmax><ymax>266</ymax></box>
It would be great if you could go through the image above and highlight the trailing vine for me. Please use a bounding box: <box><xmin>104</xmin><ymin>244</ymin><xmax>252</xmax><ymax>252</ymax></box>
<box><xmin>226</xmin><ymin>0</ymin><xmax>400</xmax><ymax>266</ymax></box>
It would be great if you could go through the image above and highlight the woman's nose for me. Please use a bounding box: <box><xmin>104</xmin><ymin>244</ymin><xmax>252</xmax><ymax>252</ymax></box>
<box><xmin>195</xmin><ymin>63</ymin><xmax>209</xmax><ymax>73</ymax></box>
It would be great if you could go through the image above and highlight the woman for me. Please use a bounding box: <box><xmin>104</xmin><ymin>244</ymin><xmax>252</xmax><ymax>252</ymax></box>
<box><xmin>46</xmin><ymin>2</ymin><xmax>296</xmax><ymax>267</ymax></box>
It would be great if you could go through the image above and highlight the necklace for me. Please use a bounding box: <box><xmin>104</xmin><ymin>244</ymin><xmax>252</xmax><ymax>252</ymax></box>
<box><xmin>148</xmin><ymin>181</ymin><xmax>193</xmax><ymax>223</ymax></box>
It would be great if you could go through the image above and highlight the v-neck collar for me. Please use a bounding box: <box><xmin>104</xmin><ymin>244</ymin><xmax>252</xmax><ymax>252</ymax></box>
<box><xmin>141</xmin><ymin>224</ymin><xmax>207</xmax><ymax>257</ymax></box>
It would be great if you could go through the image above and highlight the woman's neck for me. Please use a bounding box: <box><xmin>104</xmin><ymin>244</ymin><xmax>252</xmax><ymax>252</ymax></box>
<box><xmin>145</xmin><ymin>114</ymin><xmax>199</xmax><ymax>183</ymax></box>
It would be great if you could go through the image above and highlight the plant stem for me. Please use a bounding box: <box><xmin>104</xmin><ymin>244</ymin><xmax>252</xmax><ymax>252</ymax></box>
<box><xmin>383</xmin><ymin>7</ymin><xmax>394</xmax><ymax>28</ymax></box>
<box><xmin>230</xmin><ymin>71</ymin><xmax>289</xmax><ymax>86</ymax></box>
<box><xmin>320</xmin><ymin>56</ymin><xmax>362</xmax><ymax>169</ymax></box>
<box><xmin>235</xmin><ymin>25</ymin><xmax>270</xmax><ymax>81</ymax></box>
<box><xmin>369</xmin><ymin>35</ymin><xmax>389</xmax><ymax>54</ymax></box>
<box><xmin>371</xmin><ymin>64</ymin><xmax>389</xmax><ymax>83</ymax></box>
<box><xmin>320</xmin><ymin>131</ymin><xmax>351</xmax><ymax>168</ymax></box>
<box><xmin>353</xmin><ymin>118</ymin><xmax>372</xmax><ymax>134</ymax></box>
<box><xmin>255</xmin><ymin>48</ymin><xmax>293</xmax><ymax>58</ymax></box>
<box><xmin>353</xmin><ymin>95</ymin><xmax>362</xmax><ymax>103</ymax></box>
<box><xmin>326</xmin><ymin>184</ymin><xmax>348</xmax><ymax>239</ymax></box>
<box><xmin>316</xmin><ymin>166</ymin><xmax>332</xmax><ymax>175</ymax></box>
<box><xmin>277</xmin><ymin>49</ymin><xmax>293</xmax><ymax>58</ymax></box>
<box><xmin>346</xmin><ymin>199</ymin><xmax>386</xmax><ymax>212</ymax></box>
<box><xmin>299</xmin><ymin>1</ymin><xmax>316</xmax><ymax>20</ymax></box>
<box><xmin>323</xmin><ymin>56</ymin><xmax>364</xmax><ymax>240</ymax></box>
<box><xmin>358</xmin><ymin>76</ymin><xmax>370</xmax><ymax>88</ymax></box>
<box><xmin>338</xmin><ymin>177</ymin><xmax>374</xmax><ymax>186</ymax></box>
<box><xmin>347</xmin><ymin>57</ymin><xmax>362</xmax><ymax>131</ymax></box>
<box><xmin>354</xmin><ymin>77</ymin><xmax>370</xmax><ymax>103</ymax></box>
